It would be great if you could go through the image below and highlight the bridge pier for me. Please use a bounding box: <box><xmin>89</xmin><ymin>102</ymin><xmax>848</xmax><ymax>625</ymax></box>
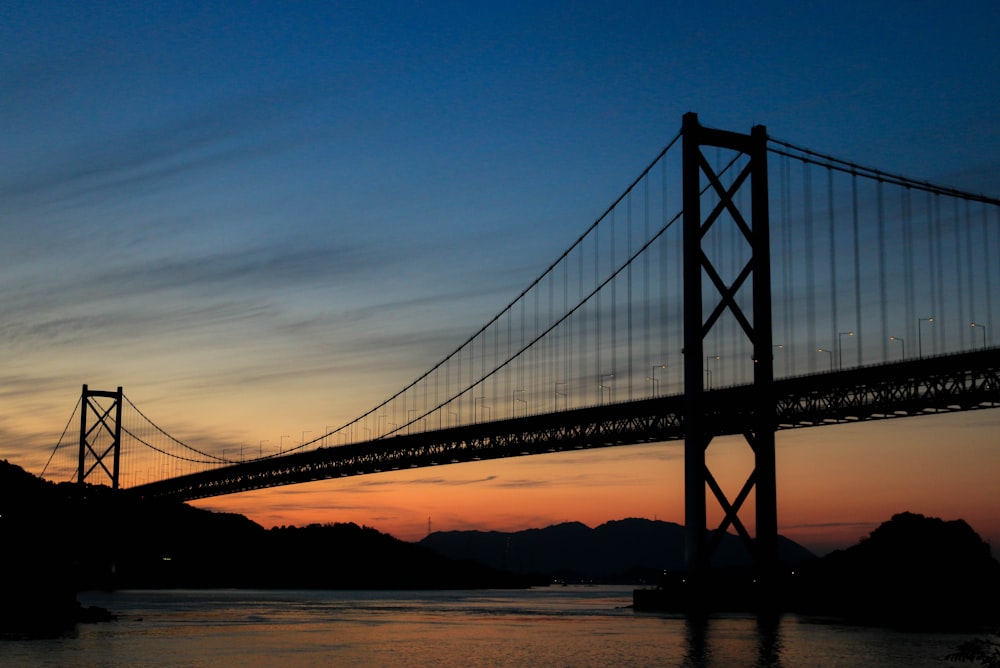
<box><xmin>682</xmin><ymin>113</ymin><xmax>777</xmax><ymax>585</ymax></box>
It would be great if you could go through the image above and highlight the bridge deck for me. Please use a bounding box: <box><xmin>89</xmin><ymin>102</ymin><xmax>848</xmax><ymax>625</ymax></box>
<box><xmin>134</xmin><ymin>349</ymin><xmax>1000</xmax><ymax>501</ymax></box>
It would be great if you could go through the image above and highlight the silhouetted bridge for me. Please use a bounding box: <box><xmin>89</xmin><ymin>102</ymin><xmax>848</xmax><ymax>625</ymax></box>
<box><xmin>136</xmin><ymin>349</ymin><xmax>999</xmax><ymax>501</ymax></box>
<box><xmin>51</xmin><ymin>113</ymin><xmax>1000</xmax><ymax>579</ymax></box>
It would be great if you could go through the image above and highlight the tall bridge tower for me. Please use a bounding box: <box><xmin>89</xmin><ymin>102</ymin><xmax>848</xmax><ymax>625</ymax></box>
<box><xmin>682</xmin><ymin>113</ymin><xmax>776</xmax><ymax>576</ymax></box>
<box><xmin>78</xmin><ymin>384</ymin><xmax>123</xmax><ymax>489</ymax></box>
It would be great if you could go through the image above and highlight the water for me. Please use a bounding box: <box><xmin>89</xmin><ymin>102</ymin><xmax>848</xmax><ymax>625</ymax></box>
<box><xmin>0</xmin><ymin>587</ymin><xmax>973</xmax><ymax>667</ymax></box>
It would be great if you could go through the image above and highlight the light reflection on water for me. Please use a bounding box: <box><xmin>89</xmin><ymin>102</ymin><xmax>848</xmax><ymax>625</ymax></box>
<box><xmin>0</xmin><ymin>587</ymin><xmax>971</xmax><ymax>667</ymax></box>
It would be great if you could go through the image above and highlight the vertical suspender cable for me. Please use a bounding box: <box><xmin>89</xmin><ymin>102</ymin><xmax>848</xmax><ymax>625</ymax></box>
<box><xmin>534</xmin><ymin>277</ymin><xmax>539</xmax><ymax>410</ymax></box>
<box><xmin>963</xmin><ymin>199</ymin><xmax>975</xmax><ymax>340</ymax></box>
<box><xmin>504</xmin><ymin>308</ymin><xmax>511</xmax><ymax>418</ymax></box>
<box><xmin>594</xmin><ymin>222</ymin><xmax>601</xmax><ymax>403</ymax></box>
<box><xmin>803</xmin><ymin>160</ymin><xmax>816</xmax><ymax>370</ymax></box>
<box><xmin>578</xmin><ymin>236</ymin><xmax>585</xmax><ymax>406</ymax></box>
<box><xmin>563</xmin><ymin>255</ymin><xmax>570</xmax><ymax>407</ymax></box>
<box><xmin>926</xmin><ymin>192</ymin><xmax>938</xmax><ymax>354</ymax></box>
<box><xmin>547</xmin><ymin>268</ymin><xmax>554</xmax><ymax>411</ymax></box>
<box><xmin>610</xmin><ymin>208</ymin><xmax>617</xmax><ymax>399</ymax></box>
<box><xmin>627</xmin><ymin>191</ymin><xmax>634</xmax><ymax>400</ymax></box>
<box><xmin>902</xmin><ymin>188</ymin><xmax>915</xmax><ymax>344</ymax></box>
<box><xmin>933</xmin><ymin>195</ymin><xmax>945</xmax><ymax>351</ymax></box>
<box><xmin>984</xmin><ymin>204</ymin><xmax>994</xmax><ymax>336</ymax></box>
<box><xmin>643</xmin><ymin>174</ymin><xmax>651</xmax><ymax>395</ymax></box>
<box><xmin>953</xmin><ymin>198</ymin><xmax>966</xmax><ymax>349</ymax></box>
<box><xmin>877</xmin><ymin>179</ymin><xmax>888</xmax><ymax>361</ymax></box>
<box><xmin>852</xmin><ymin>172</ymin><xmax>863</xmax><ymax>363</ymax></box>
<box><xmin>781</xmin><ymin>156</ymin><xmax>793</xmax><ymax>375</ymax></box>
<box><xmin>659</xmin><ymin>160</ymin><xmax>668</xmax><ymax>388</ymax></box>
<box><xmin>827</xmin><ymin>167</ymin><xmax>838</xmax><ymax>364</ymax></box>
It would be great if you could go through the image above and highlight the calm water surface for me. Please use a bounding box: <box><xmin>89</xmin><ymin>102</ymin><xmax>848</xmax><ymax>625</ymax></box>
<box><xmin>0</xmin><ymin>587</ymin><xmax>973</xmax><ymax>667</ymax></box>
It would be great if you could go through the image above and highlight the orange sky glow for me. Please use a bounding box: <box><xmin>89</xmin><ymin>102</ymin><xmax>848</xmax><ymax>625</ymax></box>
<box><xmin>189</xmin><ymin>411</ymin><xmax>1000</xmax><ymax>556</ymax></box>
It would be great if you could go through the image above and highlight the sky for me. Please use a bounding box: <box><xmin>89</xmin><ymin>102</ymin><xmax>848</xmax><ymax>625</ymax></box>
<box><xmin>2</xmin><ymin>1</ymin><xmax>999</xmax><ymax>556</ymax></box>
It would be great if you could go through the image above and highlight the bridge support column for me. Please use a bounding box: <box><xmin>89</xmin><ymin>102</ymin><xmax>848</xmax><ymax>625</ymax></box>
<box><xmin>78</xmin><ymin>384</ymin><xmax>124</xmax><ymax>489</ymax></box>
<box><xmin>682</xmin><ymin>113</ymin><xmax>776</xmax><ymax>583</ymax></box>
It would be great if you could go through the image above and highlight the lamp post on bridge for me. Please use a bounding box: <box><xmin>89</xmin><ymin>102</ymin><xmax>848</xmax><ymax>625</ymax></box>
<box><xmin>259</xmin><ymin>440</ymin><xmax>268</xmax><ymax>458</ymax></box>
<box><xmin>512</xmin><ymin>389</ymin><xmax>526</xmax><ymax>416</ymax></box>
<box><xmin>599</xmin><ymin>372</ymin><xmax>614</xmax><ymax>403</ymax></box>
<box><xmin>474</xmin><ymin>396</ymin><xmax>491</xmax><ymax>422</ymax></box>
<box><xmin>647</xmin><ymin>364</ymin><xmax>665</xmax><ymax>397</ymax></box>
<box><xmin>772</xmin><ymin>344</ymin><xmax>784</xmax><ymax>376</ymax></box>
<box><xmin>918</xmin><ymin>317</ymin><xmax>934</xmax><ymax>358</ymax></box>
<box><xmin>554</xmin><ymin>382</ymin><xmax>567</xmax><ymax>410</ymax></box>
<box><xmin>889</xmin><ymin>336</ymin><xmax>905</xmax><ymax>360</ymax></box>
<box><xmin>817</xmin><ymin>348</ymin><xmax>833</xmax><ymax>371</ymax></box>
<box><xmin>279</xmin><ymin>434</ymin><xmax>290</xmax><ymax>454</ymax></box>
<box><xmin>838</xmin><ymin>331</ymin><xmax>853</xmax><ymax>369</ymax></box>
<box><xmin>705</xmin><ymin>355</ymin><xmax>719</xmax><ymax>389</ymax></box>
<box><xmin>971</xmin><ymin>322</ymin><xmax>987</xmax><ymax>349</ymax></box>
<box><xmin>301</xmin><ymin>431</ymin><xmax>311</xmax><ymax>448</ymax></box>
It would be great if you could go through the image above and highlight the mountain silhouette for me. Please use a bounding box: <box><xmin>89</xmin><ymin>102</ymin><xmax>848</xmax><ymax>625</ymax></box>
<box><xmin>0</xmin><ymin>460</ymin><xmax>533</xmax><ymax>633</ymax></box>
<box><xmin>421</xmin><ymin>518</ymin><xmax>815</xmax><ymax>583</ymax></box>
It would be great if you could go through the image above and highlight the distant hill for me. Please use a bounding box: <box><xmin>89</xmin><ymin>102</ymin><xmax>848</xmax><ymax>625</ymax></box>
<box><xmin>420</xmin><ymin>518</ymin><xmax>815</xmax><ymax>583</ymax></box>
<box><xmin>0</xmin><ymin>459</ymin><xmax>535</xmax><ymax>633</ymax></box>
<box><xmin>792</xmin><ymin>511</ymin><xmax>1000</xmax><ymax>629</ymax></box>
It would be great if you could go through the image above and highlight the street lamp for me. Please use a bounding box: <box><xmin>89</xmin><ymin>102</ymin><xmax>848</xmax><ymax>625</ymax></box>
<box><xmin>513</xmin><ymin>389</ymin><xmax>526</xmax><ymax>415</ymax></box>
<box><xmin>889</xmin><ymin>336</ymin><xmax>905</xmax><ymax>360</ymax></box>
<box><xmin>647</xmin><ymin>364</ymin><xmax>665</xmax><ymax>397</ymax></box>
<box><xmin>554</xmin><ymin>382</ymin><xmax>567</xmax><ymax>410</ymax></box>
<box><xmin>837</xmin><ymin>331</ymin><xmax>854</xmax><ymax>369</ymax></box>
<box><xmin>917</xmin><ymin>318</ymin><xmax>934</xmax><ymax>358</ymax></box>
<box><xmin>301</xmin><ymin>430</ymin><xmax>311</xmax><ymax>447</ymax></box>
<box><xmin>817</xmin><ymin>348</ymin><xmax>833</xmax><ymax>371</ymax></box>
<box><xmin>259</xmin><ymin>439</ymin><xmax>268</xmax><ymax>458</ymax></box>
<box><xmin>971</xmin><ymin>322</ymin><xmax>987</xmax><ymax>349</ymax></box>
<box><xmin>279</xmin><ymin>434</ymin><xmax>290</xmax><ymax>454</ymax></box>
<box><xmin>599</xmin><ymin>372</ymin><xmax>615</xmax><ymax>403</ymax></box>
<box><xmin>705</xmin><ymin>355</ymin><xmax>719</xmax><ymax>389</ymax></box>
<box><xmin>474</xmin><ymin>396</ymin><xmax>490</xmax><ymax>421</ymax></box>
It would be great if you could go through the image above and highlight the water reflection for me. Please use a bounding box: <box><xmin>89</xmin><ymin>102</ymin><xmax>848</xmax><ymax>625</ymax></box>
<box><xmin>755</xmin><ymin>612</ymin><xmax>784</xmax><ymax>667</ymax></box>
<box><xmin>682</xmin><ymin>613</ymin><xmax>711</xmax><ymax>666</ymax></box>
<box><xmin>682</xmin><ymin>612</ymin><xmax>785</xmax><ymax>667</ymax></box>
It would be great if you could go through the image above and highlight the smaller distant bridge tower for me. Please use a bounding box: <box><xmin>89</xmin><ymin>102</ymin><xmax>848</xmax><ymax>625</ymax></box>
<box><xmin>78</xmin><ymin>384</ymin><xmax>123</xmax><ymax>489</ymax></box>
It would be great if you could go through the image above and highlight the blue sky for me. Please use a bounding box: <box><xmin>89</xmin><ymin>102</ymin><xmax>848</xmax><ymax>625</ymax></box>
<box><xmin>2</xmin><ymin>2</ymin><xmax>999</xmax><ymax>549</ymax></box>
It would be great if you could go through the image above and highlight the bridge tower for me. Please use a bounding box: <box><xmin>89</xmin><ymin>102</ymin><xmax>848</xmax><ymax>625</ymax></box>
<box><xmin>78</xmin><ymin>384</ymin><xmax>124</xmax><ymax>489</ymax></box>
<box><xmin>682</xmin><ymin>113</ymin><xmax>776</xmax><ymax>578</ymax></box>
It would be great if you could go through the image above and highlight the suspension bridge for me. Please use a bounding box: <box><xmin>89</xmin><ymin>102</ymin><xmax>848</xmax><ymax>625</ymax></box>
<box><xmin>43</xmin><ymin>113</ymin><xmax>1000</xmax><ymax>576</ymax></box>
